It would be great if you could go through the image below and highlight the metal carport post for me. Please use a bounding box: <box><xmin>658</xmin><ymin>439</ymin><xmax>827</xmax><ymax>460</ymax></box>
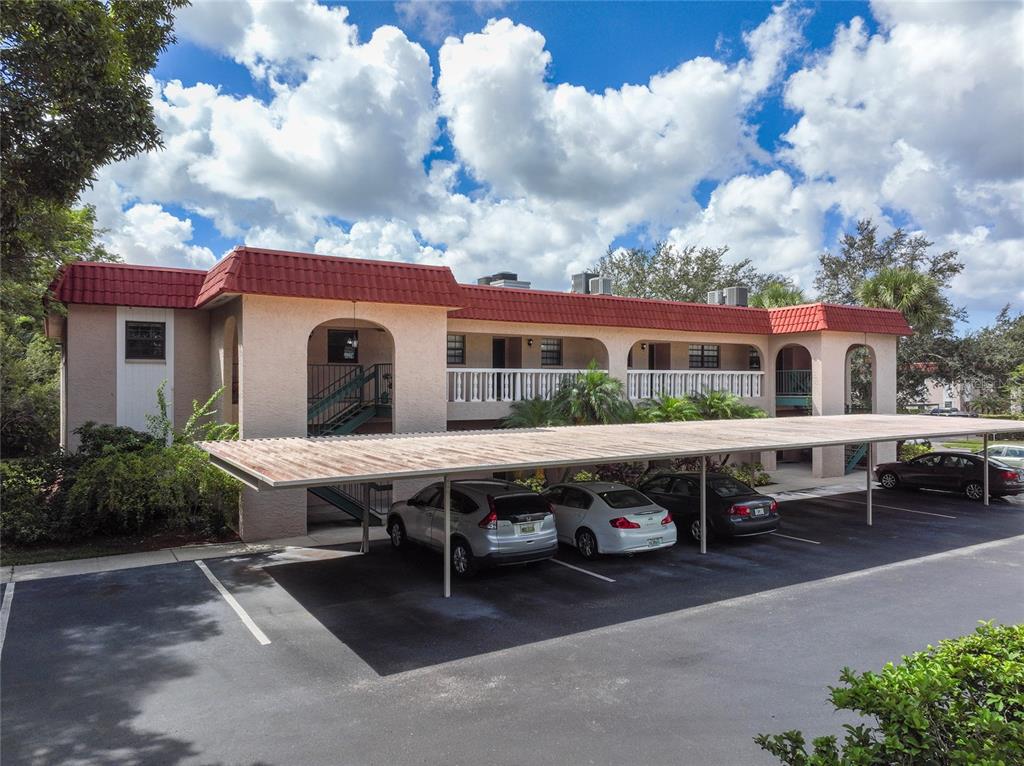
<box><xmin>443</xmin><ymin>475</ymin><xmax>452</xmax><ymax>598</ymax></box>
<box><xmin>866</xmin><ymin>442</ymin><xmax>874</xmax><ymax>526</ymax></box>
<box><xmin>699</xmin><ymin>457</ymin><xmax>707</xmax><ymax>555</ymax></box>
<box><xmin>983</xmin><ymin>433</ymin><xmax>989</xmax><ymax>506</ymax></box>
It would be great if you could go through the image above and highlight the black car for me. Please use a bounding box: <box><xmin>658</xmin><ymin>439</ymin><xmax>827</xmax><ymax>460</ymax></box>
<box><xmin>638</xmin><ymin>472</ymin><xmax>779</xmax><ymax>543</ymax></box>
<box><xmin>874</xmin><ymin>451</ymin><xmax>1024</xmax><ymax>500</ymax></box>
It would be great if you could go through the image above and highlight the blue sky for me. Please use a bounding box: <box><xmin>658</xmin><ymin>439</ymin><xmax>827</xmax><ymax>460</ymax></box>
<box><xmin>87</xmin><ymin>1</ymin><xmax>1023</xmax><ymax>329</ymax></box>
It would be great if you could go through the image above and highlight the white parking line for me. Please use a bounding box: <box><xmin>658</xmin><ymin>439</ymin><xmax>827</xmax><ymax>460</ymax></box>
<box><xmin>550</xmin><ymin>559</ymin><xmax>616</xmax><ymax>583</ymax></box>
<box><xmin>826</xmin><ymin>497</ymin><xmax>956</xmax><ymax>519</ymax></box>
<box><xmin>0</xmin><ymin>583</ymin><xmax>14</xmax><ymax>656</ymax></box>
<box><xmin>770</xmin><ymin>532</ymin><xmax>823</xmax><ymax>545</ymax></box>
<box><xmin>195</xmin><ymin>560</ymin><xmax>271</xmax><ymax>646</ymax></box>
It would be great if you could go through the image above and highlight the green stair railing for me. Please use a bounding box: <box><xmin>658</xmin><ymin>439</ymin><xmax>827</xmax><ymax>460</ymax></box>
<box><xmin>307</xmin><ymin>363</ymin><xmax>393</xmax><ymax>436</ymax></box>
<box><xmin>845</xmin><ymin>443</ymin><xmax>868</xmax><ymax>474</ymax></box>
<box><xmin>776</xmin><ymin>369</ymin><xmax>812</xmax><ymax>396</ymax></box>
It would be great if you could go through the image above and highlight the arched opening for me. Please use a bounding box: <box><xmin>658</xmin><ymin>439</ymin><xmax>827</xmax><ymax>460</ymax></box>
<box><xmin>774</xmin><ymin>344</ymin><xmax>813</xmax><ymax>416</ymax></box>
<box><xmin>306</xmin><ymin>318</ymin><xmax>395</xmax><ymax>437</ymax></box>
<box><xmin>845</xmin><ymin>343</ymin><xmax>875</xmax><ymax>414</ymax></box>
<box><xmin>625</xmin><ymin>340</ymin><xmax>766</xmax><ymax>401</ymax></box>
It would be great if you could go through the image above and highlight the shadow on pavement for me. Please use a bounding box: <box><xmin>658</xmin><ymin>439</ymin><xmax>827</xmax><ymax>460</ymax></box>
<box><xmin>265</xmin><ymin>490</ymin><xmax>1023</xmax><ymax>676</ymax></box>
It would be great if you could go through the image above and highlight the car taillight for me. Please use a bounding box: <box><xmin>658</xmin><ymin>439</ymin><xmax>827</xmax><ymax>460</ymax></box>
<box><xmin>661</xmin><ymin>512</ymin><xmax>673</xmax><ymax>525</ymax></box>
<box><xmin>770</xmin><ymin>500</ymin><xmax>779</xmax><ymax>513</ymax></box>
<box><xmin>609</xmin><ymin>517</ymin><xmax>641</xmax><ymax>529</ymax></box>
<box><xmin>729</xmin><ymin>504</ymin><xmax>750</xmax><ymax>517</ymax></box>
<box><xmin>480</xmin><ymin>496</ymin><xmax>498</xmax><ymax>529</ymax></box>
<box><xmin>1000</xmin><ymin>470</ymin><xmax>1017</xmax><ymax>480</ymax></box>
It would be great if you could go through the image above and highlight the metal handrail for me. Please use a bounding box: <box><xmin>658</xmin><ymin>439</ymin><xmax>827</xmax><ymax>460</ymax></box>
<box><xmin>776</xmin><ymin>369</ymin><xmax>812</xmax><ymax>396</ymax></box>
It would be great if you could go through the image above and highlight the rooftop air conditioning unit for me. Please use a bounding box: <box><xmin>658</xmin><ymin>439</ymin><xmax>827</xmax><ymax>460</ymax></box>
<box><xmin>706</xmin><ymin>289</ymin><xmax>723</xmax><ymax>305</ymax></box>
<box><xmin>572</xmin><ymin>271</ymin><xmax>599</xmax><ymax>293</ymax></box>
<box><xmin>724</xmin><ymin>286</ymin><xmax>749</xmax><ymax>307</ymax></box>
<box><xmin>589</xmin><ymin>276</ymin><xmax>613</xmax><ymax>295</ymax></box>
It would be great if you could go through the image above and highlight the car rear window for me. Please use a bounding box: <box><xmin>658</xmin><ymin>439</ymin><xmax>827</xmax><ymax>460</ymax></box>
<box><xmin>493</xmin><ymin>494</ymin><xmax>550</xmax><ymax>518</ymax></box>
<box><xmin>598</xmin><ymin>489</ymin><xmax>652</xmax><ymax>509</ymax></box>
<box><xmin>710</xmin><ymin>477</ymin><xmax>754</xmax><ymax>498</ymax></box>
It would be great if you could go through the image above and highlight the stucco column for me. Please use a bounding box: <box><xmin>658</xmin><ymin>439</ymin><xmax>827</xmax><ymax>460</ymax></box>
<box><xmin>759</xmin><ymin>341</ymin><xmax>777</xmax><ymax>471</ymax></box>
<box><xmin>872</xmin><ymin>335</ymin><xmax>899</xmax><ymax>464</ymax></box>
<box><xmin>236</xmin><ymin>295</ymin><xmax>308</xmax><ymax>541</ymax></box>
<box><xmin>602</xmin><ymin>335</ymin><xmax>633</xmax><ymax>391</ymax></box>
<box><xmin>812</xmin><ymin>335</ymin><xmax>847</xmax><ymax>478</ymax></box>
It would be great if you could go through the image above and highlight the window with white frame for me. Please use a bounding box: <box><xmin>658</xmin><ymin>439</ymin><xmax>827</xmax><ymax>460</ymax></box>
<box><xmin>688</xmin><ymin>344</ymin><xmax>719</xmax><ymax>369</ymax></box>
<box><xmin>541</xmin><ymin>338</ymin><xmax>563</xmax><ymax>366</ymax></box>
<box><xmin>447</xmin><ymin>334</ymin><xmax>466</xmax><ymax>365</ymax></box>
<box><xmin>125</xmin><ymin>321</ymin><xmax>166</xmax><ymax>360</ymax></box>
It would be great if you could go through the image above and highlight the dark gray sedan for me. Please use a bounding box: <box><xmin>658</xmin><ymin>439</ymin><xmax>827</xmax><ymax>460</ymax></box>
<box><xmin>874</xmin><ymin>451</ymin><xmax>1024</xmax><ymax>499</ymax></box>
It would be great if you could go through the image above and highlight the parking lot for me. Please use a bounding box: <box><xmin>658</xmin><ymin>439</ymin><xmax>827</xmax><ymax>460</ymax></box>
<box><xmin>3</xmin><ymin>487</ymin><xmax>1023</xmax><ymax>766</ymax></box>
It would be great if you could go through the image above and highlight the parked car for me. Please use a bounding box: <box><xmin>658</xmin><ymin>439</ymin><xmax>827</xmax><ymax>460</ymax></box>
<box><xmin>874</xmin><ymin>451</ymin><xmax>1024</xmax><ymax>499</ymax></box>
<box><xmin>637</xmin><ymin>472</ymin><xmax>780</xmax><ymax>543</ymax></box>
<box><xmin>976</xmin><ymin>444</ymin><xmax>1024</xmax><ymax>469</ymax></box>
<box><xmin>387</xmin><ymin>479</ymin><xmax>557</xmax><ymax>577</ymax></box>
<box><xmin>541</xmin><ymin>482</ymin><xmax>676</xmax><ymax>559</ymax></box>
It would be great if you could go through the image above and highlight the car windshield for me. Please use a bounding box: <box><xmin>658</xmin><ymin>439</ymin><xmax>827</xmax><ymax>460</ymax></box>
<box><xmin>709</xmin><ymin>477</ymin><xmax>755</xmax><ymax>498</ymax></box>
<box><xmin>598</xmin><ymin>489</ymin><xmax>652</xmax><ymax>509</ymax></box>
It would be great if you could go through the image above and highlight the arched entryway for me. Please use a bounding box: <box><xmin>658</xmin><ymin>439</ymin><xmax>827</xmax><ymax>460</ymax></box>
<box><xmin>845</xmin><ymin>343</ymin><xmax>876</xmax><ymax>414</ymax></box>
<box><xmin>306</xmin><ymin>318</ymin><xmax>395</xmax><ymax>437</ymax></box>
<box><xmin>774</xmin><ymin>344</ymin><xmax>813</xmax><ymax>415</ymax></box>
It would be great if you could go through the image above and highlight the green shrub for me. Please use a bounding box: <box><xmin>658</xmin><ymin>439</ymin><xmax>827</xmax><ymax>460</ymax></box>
<box><xmin>756</xmin><ymin>622</ymin><xmax>1024</xmax><ymax>765</ymax></box>
<box><xmin>720</xmin><ymin>462</ymin><xmax>774</xmax><ymax>487</ymax></box>
<box><xmin>65</xmin><ymin>444</ymin><xmax>238</xmax><ymax>538</ymax></box>
<box><xmin>0</xmin><ymin>454</ymin><xmax>88</xmax><ymax>544</ymax></box>
<box><xmin>74</xmin><ymin>421</ymin><xmax>157</xmax><ymax>460</ymax></box>
<box><xmin>898</xmin><ymin>442</ymin><xmax>931</xmax><ymax>461</ymax></box>
<box><xmin>593</xmin><ymin>462</ymin><xmax>650</xmax><ymax>487</ymax></box>
<box><xmin>571</xmin><ymin>470</ymin><xmax>599</xmax><ymax>482</ymax></box>
<box><xmin>513</xmin><ymin>475</ymin><xmax>547</xmax><ymax>493</ymax></box>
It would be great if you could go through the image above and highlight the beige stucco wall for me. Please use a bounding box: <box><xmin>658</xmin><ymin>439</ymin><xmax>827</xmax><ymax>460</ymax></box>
<box><xmin>172</xmin><ymin>309</ymin><xmax>211</xmax><ymax>432</ymax></box>
<box><xmin>234</xmin><ymin>295</ymin><xmax>451</xmax><ymax>540</ymax></box>
<box><xmin>64</xmin><ymin>304</ymin><xmax>117</xmax><ymax>450</ymax></box>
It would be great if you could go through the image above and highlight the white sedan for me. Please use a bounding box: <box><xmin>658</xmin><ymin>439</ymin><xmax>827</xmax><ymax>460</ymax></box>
<box><xmin>542</xmin><ymin>481</ymin><xmax>677</xmax><ymax>559</ymax></box>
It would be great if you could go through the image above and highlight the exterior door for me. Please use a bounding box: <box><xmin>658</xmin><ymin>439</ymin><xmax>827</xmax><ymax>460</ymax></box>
<box><xmin>648</xmin><ymin>343</ymin><xmax>671</xmax><ymax>370</ymax></box>
<box><xmin>492</xmin><ymin>338</ymin><xmax>507</xmax><ymax>368</ymax></box>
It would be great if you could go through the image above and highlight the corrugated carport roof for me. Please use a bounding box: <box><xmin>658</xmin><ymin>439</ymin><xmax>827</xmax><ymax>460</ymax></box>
<box><xmin>199</xmin><ymin>415</ymin><xmax>1024</xmax><ymax>490</ymax></box>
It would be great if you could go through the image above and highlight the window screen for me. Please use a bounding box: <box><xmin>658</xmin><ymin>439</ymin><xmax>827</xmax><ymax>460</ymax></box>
<box><xmin>688</xmin><ymin>344</ymin><xmax>720</xmax><ymax>369</ymax></box>
<box><xmin>328</xmin><ymin>330</ymin><xmax>358</xmax><ymax>363</ymax></box>
<box><xmin>748</xmin><ymin>349</ymin><xmax>761</xmax><ymax>370</ymax></box>
<box><xmin>540</xmin><ymin>338</ymin><xmax>563</xmax><ymax>366</ymax></box>
<box><xmin>125</xmin><ymin>321</ymin><xmax>166</xmax><ymax>360</ymax></box>
<box><xmin>447</xmin><ymin>334</ymin><xmax>466</xmax><ymax>365</ymax></box>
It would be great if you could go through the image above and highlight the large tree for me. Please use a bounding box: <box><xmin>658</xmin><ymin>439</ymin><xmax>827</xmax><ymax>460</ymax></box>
<box><xmin>595</xmin><ymin>242</ymin><xmax>782</xmax><ymax>303</ymax></box>
<box><xmin>1</xmin><ymin>0</ymin><xmax>185</xmax><ymax>277</ymax></box>
<box><xmin>749</xmin><ymin>280</ymin><xmax>806</xmax><ymax>308</ymax></box>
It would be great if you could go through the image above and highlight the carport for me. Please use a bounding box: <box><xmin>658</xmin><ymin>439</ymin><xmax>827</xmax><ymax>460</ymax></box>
<box><xmin>200</xmin><ymin>414</ymin><xmax>1024</xmax><ymax>597</ymax></box>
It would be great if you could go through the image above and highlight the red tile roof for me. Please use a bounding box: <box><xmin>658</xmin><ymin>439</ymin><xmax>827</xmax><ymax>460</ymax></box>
<box><xmin>194</xmin><ymin>246</ymin><xmax>463</xmax><ymax>308</ymax></box>
<box><xmin>767</xmin><ymin>303</ymin><xmax>912</xmax><ymax>335</ymax></box>
<box><xmin>451</xmin><ymin>284</ymin><xmax>776</xmax><ymax>334</ymax></box>
<box><xmin>50</xmin><ymin>250</ymin><xmax>912</xmax><ymax>336</ymax></box>
<box><xmin>50</xmin><ymin>261</ymin><xmax>207</xmax><ymax>309</ymax></box>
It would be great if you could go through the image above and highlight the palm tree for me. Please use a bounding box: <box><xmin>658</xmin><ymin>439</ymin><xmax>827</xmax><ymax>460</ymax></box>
<box><xmin>856</xmin><ymin>267</ymin><xmax>943</xmax><ymax>332</ymax></box>
<box><xmin>553</xmin><ymin>360</ymin><xmax>631</xmax><ymax>425</ymax></box>
<box><xmin>637</xmin><ymin>394</ymin><xmax>700</xmax><ymax>423</ymax></box>
<box><xmin>749</xmin><ymin>281</ymin><xmax>806</xmax><ymax>308</ymax></box>
<box><xmin>501</xmin><ymin>397</ymin><xmax>566</xmax><ymax>428</ymax></box>
<box><xmin>692</xmin><ymin>390</ymin><xmax>767</xmax><ymax>420</ymax></box>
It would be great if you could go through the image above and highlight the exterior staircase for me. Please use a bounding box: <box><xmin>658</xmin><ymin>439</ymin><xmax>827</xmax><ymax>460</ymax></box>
<box><xmin>844</xmin><ymin>442</ymin><xmax>868</xmax><ymax>474</ymax></box>
<box><xmin>307</xmin><ymin>363</ymin><xmax>392</xmax><ymax>436</ymax></box>
<box><xmin>307</xmin><ymin>482</ymin><xmax>392</xmax><ymax>526</ymax></box>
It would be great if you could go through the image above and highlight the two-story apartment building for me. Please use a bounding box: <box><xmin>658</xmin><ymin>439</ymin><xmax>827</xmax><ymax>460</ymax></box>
<box><xmin>47</xmin><ymin>246</ymin><xmax>911</xmax><ymax>540</ymax></box>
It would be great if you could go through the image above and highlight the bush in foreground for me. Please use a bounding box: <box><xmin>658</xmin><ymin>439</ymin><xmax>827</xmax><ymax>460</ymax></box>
<box><xmin>755</xmin><ymin>622</ymin><xmax>1024</xmax><ymax>765</ymax></box>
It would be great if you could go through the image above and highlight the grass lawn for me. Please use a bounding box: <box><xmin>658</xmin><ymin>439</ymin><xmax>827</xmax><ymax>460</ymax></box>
<box><xmin>940</xmin><ymin>438</ymin><xmax>1024</xmax><ymax>451</ymax></box>
<box><xmin>0</xmin><ymin>530</ymin><xmax>240</xmax><ymax>567</ymax></box>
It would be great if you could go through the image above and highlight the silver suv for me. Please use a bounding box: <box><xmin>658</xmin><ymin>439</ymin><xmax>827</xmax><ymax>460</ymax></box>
<box><xmin>387</xmin><ymin>479</ymin><xmax>558</xmax><ymax>577</ymax></box>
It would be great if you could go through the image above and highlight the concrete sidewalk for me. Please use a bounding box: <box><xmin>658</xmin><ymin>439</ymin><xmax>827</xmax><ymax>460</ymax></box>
<box><xmin>2</xmin><ymin>466</ymin><xmax>866</xmax><ymax>584</ymax></box>
<box><xmin>3</xmin><ymin>526</ymin><xmax>390</xmax><ymax>584</ymax></box>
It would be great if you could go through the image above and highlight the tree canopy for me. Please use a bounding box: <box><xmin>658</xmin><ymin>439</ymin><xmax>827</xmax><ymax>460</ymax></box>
<box><xmin>595</xmin><ymin>242</ymin><xmax>783</xmax><ymax>303</ymax></box>
<box><xmin>749</xmin><ymin>280</ymin><xmax>806</xmax><ymax>308</ymax></box>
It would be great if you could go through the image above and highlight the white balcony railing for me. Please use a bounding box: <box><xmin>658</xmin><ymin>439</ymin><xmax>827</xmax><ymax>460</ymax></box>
<box><xmin>447</xmin><ymin>368</ymin><xmax>596</xmax><ymax>403</ymax></box>
<box><xmin>447</xmin><ymin>368</ymin><xmax>764</xmax><ymax>404</ymax></box>
<box><xmin>627</xmin><ymin>370</ymin><xmax>763</xmax><ymax>401</ymax></box>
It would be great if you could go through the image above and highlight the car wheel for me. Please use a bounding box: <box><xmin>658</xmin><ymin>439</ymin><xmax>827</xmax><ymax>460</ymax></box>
<box><xmin>575</xmin><ymin>528</ymin><xmax>599</xmax><ymax>560</ymax></box>
<box><xmin>964</xmin><ymin>481</ymin><xmax>985</xmax><ymax>501</ymax></box>
<box><xmin>879</xmin><ymin>471</ymin><xmax>899</xmax><ymax>489</ymax></box>
<box><xmin>688</xmin><ymin>517</ymin><xmax>714</xmax><ymax>544</ymax></box>
<box><xmin>387</xmin><ymin>518</ymin><xmax>406</xmax><ymax>549</ymax></box>
<box><xmin>451</xmin><ymin>539</ymin><xmax>476</xmax><ymax>578</ymax></box>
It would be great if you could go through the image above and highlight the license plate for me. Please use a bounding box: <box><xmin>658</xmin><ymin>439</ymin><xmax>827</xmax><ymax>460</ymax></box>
<box><xmin>753</xmin><ymin>507</ymin><xmax>767</xmax><ymax>517</ymax></box>
<box><xmin>519</xmin><ymin>524</ymin><xmax>536</xmax><ymax>534</ymax></box>
<box><xmin>647</xmin><ymin>537</ymin><xmax>663</xmax><ymax>547</ymax></box>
